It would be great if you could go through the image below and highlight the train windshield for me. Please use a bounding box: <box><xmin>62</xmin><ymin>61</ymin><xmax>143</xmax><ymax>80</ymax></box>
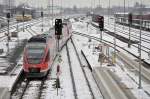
<box><xmin>26</xmin><ymin>43</ymin><xmax>46</xmax><ymax>64</ymax></box>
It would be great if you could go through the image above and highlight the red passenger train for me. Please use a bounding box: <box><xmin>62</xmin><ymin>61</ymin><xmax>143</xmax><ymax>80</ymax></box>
<box><xmin>23</xmin><ymin>20</ymin><xmax>72</xmax><ymax>77</ymax></box>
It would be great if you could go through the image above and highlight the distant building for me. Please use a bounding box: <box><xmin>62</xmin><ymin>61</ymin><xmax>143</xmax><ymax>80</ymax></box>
<box><xmin>3</xmin><ymin>0</ymin><xmax>15</xmax><ymax>6</ymax></box>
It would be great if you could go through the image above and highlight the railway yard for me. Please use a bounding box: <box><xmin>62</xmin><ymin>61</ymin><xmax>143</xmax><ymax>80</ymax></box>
<box><xmin>0</xmin><ymin>13</ymin><xmax>150</xmax><ymax>99</ymax></box>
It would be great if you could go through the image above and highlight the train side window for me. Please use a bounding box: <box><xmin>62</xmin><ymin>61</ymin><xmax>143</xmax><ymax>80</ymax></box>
<box><xmin>45</xmin><ymin>51</ymin><xmax>50</xmax><ymax>62</ymax></box>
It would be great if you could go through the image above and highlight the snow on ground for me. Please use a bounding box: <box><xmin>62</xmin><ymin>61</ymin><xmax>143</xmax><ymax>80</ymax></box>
<box><xmin>0</xmin><ymin>58</ymin><xmax>23</xmax><ymax>91</ymax></box>
<box><xmin>42</xmin><ymin>47</ymin><xmax>75</xmax><ymax>99</ymax></box>
<box><xmin>114</xmin><ymin>58</ymin><xmax>150</xmax><ymax>99</ymax></box>
<box><xmin>74</xmin><ymin>33</ymin><xmax>150</xmax><ymax>98</ymax></box>
<box><xmin>73</xmin><ymin>17</ymin><xmax>150</xmax><ymax>65</ymax></box>
<box><xmin>23</xmin><ymin>81</ymin><xmax>42</xmax><ymax>99</ymax></box>
<box><xmin>1</xmin><ymin>15</ymin><xmax>150</xmax><ymax>98</ymax></box>
<box><xmin>72</xmin><ymin>35</ymin><xmax>104</xmax><ymax>99</ymax></box>
<box><xmin>31</xmin><ymin>18</ymin><xmax>52</xmax><ymax>33</ymax></box>
<box><xmin>104</xmin><ymin>16</ymin><xmax>150</xmax><ymax>64</ymax></box>
<box><xmin>67</xmin><ymin>40</ymin><xmax>92</xmax><ymax>99</ymax></box>
<box><xmin>0</xmin><ymin>18</ymin><xmax>46</xmax><ymax>91</ymax></box>
<box><xmin>72</xmin><ymin>18</ymin><xmax>150</xmax><ymax>99</ymax></box>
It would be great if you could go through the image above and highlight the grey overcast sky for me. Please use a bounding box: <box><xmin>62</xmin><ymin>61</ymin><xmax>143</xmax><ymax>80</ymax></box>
<box><xmin>16</xmin><ymin>0</ymin><xmax>150</xmax><ymax>8</ymax></box>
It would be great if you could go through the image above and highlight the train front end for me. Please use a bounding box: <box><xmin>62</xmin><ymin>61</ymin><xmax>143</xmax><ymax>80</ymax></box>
<box><xmin>23</xmin><ymin>40</ymin><xmax>50</xmax><ymax>78</ymax></box>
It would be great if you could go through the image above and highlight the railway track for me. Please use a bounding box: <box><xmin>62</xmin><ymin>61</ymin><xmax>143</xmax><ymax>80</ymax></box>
<box><xmin>66</xmin><ymin>39</ymin><xmax>97</xmax><ymax>99</ymax></box>
<box><xmin>0</xmin><ymin>18</ymin><xmax>41</xmax><ymax>33</ymax></box>
<box><xmin>93</xmin><ymin>67</ymin><xmax>136</xmax><ymax>99</ymax></box>
<box><xmin>106</xmin><ymin>23</ymin><xmax>150</xmax><ymax>46</ymax></box>
<box><xmin>66</xmin><ymin>42</ymin><xmax>78</xmax><ymax>99</ymax></box>
<box><xmin>73</xmin><ymin>30</ymin><xmax>150</xmax><ymax>96</ymax></box>
<box><xmin>72</xmin><ymin>31</ymin><xmax>149</xmax><ymax>67</ymax></box>
<box><xmin>0</xmin><ymin>39</ymin><xmax>27</xmax><ymax>75</ymax></box>
<box><xmin>11</xmin><ymin>37</ymin><xmax>69</xmax><ymax>99</ymax></box>
<box><xmin>25</xmin><ymin>27</ymin><xmax>39</xmax><ymax>36</ymax></box>
<box><xmin>104</xmin><ymin>19</ymin><xmax>150</xmax><ymax>38</ymax></box>
<box><xmin>91</xmin><ymin>22</ymin><xmax>150</xmax><ymax>53</ymax></box>
<box><xmin>115</xmin><ymin>22</ymin><xmax>150</xmax><ymax>38</ymax></box>
<box><xmin>11</xmin><ymin>77</ymin><xmax>46</xmax><ymax>99</ymax></box>
<box><xmin>0</xmin><ymin>18</ymin><xmax>43</xmax><ymax>41</ymax></box>
<box><xmin>115</xmin><ymin>52</ymin><xmax>150</xmax><ymax>97</ymax></box>
<box><xmin>104</xmin><ymin>22</ymin><xmax>150</xmax><ymax>51</ymax></box>
<box><xmin>70</xmin><ymin>38</ymin><xmax>96</xmax><ymax>99</ymax></box>
<box><xmin>71</xmin><ymin>30</ymin><xmax>136</xmax><ymax>99</ymax></box>
<box><xmin>71</xmin><ymin>37</ymin><xmax>104</xmax><ymax>99</ymax></box>
<box><xmin>73</xmin><ymin>26</ymin><xmax>149</xmax><ymax>99</ymax></box>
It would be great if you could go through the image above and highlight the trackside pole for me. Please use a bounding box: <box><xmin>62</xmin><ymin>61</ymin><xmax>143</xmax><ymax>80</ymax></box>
<box><xmin>138</xmin><ymin>0</ymin><xmax>143</xmax><ymax>89</ymax></box>
<box><xmin>6</xmin><ymin>13</ymin><xmax>11</xmax><ymax>55</ymax></box>
<box><xmin>56</xmin><ymin>64</ymin><xmax>61</xmax><ymax>96</ymax></box>
<box><xmin>58</xmin><ymin>36</ymin><xmax>60</xmax><ymax>52</ymax></box>
<box><xmin>113</xmin><ymin>17</ymin><xmax>117</xmax><ymax>65</ymax></box>
<box><xmin>41</xmin><ymin>10</ymin><xmax>44</xmax><ymax>32</ymax></box>
<box><xmin>98</xmin><ymin>16</ymin><xmax>104</xmax><ymax>67</ymax></box>
<box><xmin>55</xmin><ymin>19</ymin><xmax>62</xmax><ymax>53</ymax></box>
<box><xmin>54</xmin><ymin>18</ymin><xmax>62</xmax><ymax>95</ymax></box>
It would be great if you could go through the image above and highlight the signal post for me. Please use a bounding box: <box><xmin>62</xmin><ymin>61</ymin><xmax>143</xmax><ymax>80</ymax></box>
<box><xmin>55</xmin><ymin>19</ymin><xmax>62</xmax><ymax>95</ymax></box>
<box><xmin>98</xmin><ymin>16</ymin><xmax>104</xmax><ymax>67</ymax></box>
<box><xmin>22</xmin><ymin>10</ymin><xmax>25</xmax><ymax>32</ymax></box>
<box><xmin>128</xmin><ymin>13</ymin><xmax>132</xmax><ymax>48</ymax></box>
<box><xmin>6</xmin><ymin>13</ymin><xmax>11</xmax><ymax>55</ymax></box>
<box><xmin>41</xmin><ymin>10</ymin><xmax>44</xmax><ymax>32</ymax></box>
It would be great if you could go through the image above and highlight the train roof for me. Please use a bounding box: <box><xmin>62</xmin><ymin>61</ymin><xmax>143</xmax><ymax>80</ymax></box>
<box><xmin>28</xmin><ymin>34</ymin><xmax>48</xmax><ymax>43</ymax></box>
<box><xmin>114</xmin><ymin>12</ymin><xmax>130</xmax><ymax>15</ymax></box>
<box><xmin>115</xmin><ymin>12</ymin><xmax>150</xmax><ymax>15</ymax></box>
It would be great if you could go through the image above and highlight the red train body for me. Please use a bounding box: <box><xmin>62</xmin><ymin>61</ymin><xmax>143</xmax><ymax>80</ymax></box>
<box><xmin>115</xmin><ymin>13</ymin><xmax>150</xmax><ymax>30</ymax></box>
<box><xmin>23</xmin><ymin>20</ymin><xmax>72</xmax><ymax>77</ymax></box>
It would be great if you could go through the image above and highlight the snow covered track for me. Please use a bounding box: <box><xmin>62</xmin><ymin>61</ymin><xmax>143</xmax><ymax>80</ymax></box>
<box><xmin>11</xmin><ymin>77</ymin><xmax>46</xmax><ymax>99</ymax></box>
<box><xmin>71</xmin><ymin>38</ymin><xmax>96</xmax><ymax>99</ymax></box>
<box><xmin>93</xmin><ymin>67</ymin><xmax>136</xmax><ymax>99</ymax></box>
<box><xmin>66</xmin><ymin>39</ymin><xmax>95</xmax><ymax>99</ymax></box>
<box><xmin>0</xmin><ymin>18</ymin><xmax>39</xmax><ymax>33</ymax></box>
<box><xmin>92</xmin><ymin>22</ymin><xmax>150</xmax><ymax>54</ymax></box>
<box><xmin>117</xmin><ymin>52</ymin><xmax>150</xmax><ymax>84</ymax></box>
<box><xmin>72</xmin><ymin>31</ymin><xmax>150</xmax><ymax>68</ymax></box>
<box><xmin>25</xmin><ymin>27</ymin><xmax>39</xmax><ymax>36</ymax></box>
<box><xmin>66</xmin><ymin>42</ymin><xmax>78</xmax><ymax>99</ymax></box>
<box><xmin>0</xmin><ymin>18</ymin><xmax>42</xmax><ymax>42</ymax></box>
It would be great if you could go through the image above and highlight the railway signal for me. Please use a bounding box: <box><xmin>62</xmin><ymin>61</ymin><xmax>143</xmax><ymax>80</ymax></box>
<box><xmin>55</xmin><ymin>19</ymin><xmax>62</xmax><ymax>36</ymax></box>
<box><xmin>41</xmin><ymin>11</ymin><xmax>43</xmax><ymax>17</ymax></box>
<box><xmin>98</xmin><ymin>16</ymin><xmax>104</xmax><ymax>31</ymax></box>
<box><xmin>55</xmin><ymin>19</ymin><xmax>62</xmax><ymax>52</ymax></box>
<box><xmin>128</xmin><ymin>13</ymin><xmax>132</xmax><ymax>24</ymax></box>
<box><xmin>6</xmin><ymin>13</ymin><xmax>11</xmax><ymax>19</ymax></box>
<box><xmin>98</xmin><ymin>16</ymin><xmax>104</xmax><ymax>44</ymax></box>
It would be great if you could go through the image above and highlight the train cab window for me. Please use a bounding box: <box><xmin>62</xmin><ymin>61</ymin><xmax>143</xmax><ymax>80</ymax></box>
<box><xmin>27</xmin><ymin>43</ymin><xmax>46</xmax><ymax>64</ymax></box>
